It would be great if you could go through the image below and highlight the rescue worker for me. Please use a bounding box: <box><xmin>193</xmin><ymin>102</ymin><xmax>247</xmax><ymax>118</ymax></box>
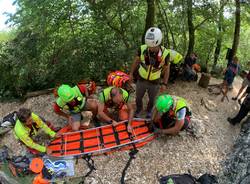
<box><xmin>54</xmin><ymin>83</ymin><xmax>92</xmax><ymax>131</ymax></box>
<box><xmin>183</xmin><ymin>52</ymin><xmax>198</xmax><ymax>81</ymax></box>
<box><xmin>168</xmin><ymin>49</ymin><xmax>183</xmax><ymax>83</ymax></box>
<box><xmin>152</xmin><ymin>94</ymin><xmax>191</xmax><ymax>135</ymax></box>
<box><xmin>97</xmin><ymin>86</ymin><xmax>134</xmax><ymax>132</ymax></box>
<box><xmin>228</xmin><ymin>86</ymin><xmax>250</xmax><ymax>125</ymax></box>
<box><xmin>168</xmin><ymin>49</ymin><xmax>183</xmax><ymax>65</ymax></box>
<box><xmin>129</xmin><ymin>27</ymin><xmax>170</xmax><ymax>118</ymax></box>
<box><xmin>14</xmin><ymin>108</ymin><xmax>60</xmax><ymax>154</ymax></box>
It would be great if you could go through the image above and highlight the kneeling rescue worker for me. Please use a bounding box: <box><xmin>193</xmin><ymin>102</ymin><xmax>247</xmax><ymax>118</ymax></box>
<box><xmin>14</xmin><ymin>108</ymin><xmax>60</xmax><ymax>154</ymax></box>
<box><xmin>152</xmin><ymin>94</ymin><xmax>191</xmax><ymax>135</ymax></box>
<box><xmin>98</xmin><ymin>86</ymin><xmax>134</xmax><ymax>132</ymax></box>
<box><xmin>54</xmin><ymin>84</ymin><xmax>90</xmax><ymax>131</ymax></box>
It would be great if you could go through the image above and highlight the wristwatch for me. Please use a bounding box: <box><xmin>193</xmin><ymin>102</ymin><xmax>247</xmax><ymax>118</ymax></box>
<box><xmin>109</xmin><ymin>119</ymin><xmax>113</xmax><ymax>124</ymax></box>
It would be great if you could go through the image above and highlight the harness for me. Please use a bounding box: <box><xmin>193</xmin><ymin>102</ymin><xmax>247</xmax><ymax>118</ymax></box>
<box><xmin>102</xmin><ymin>87</ymin><xmax>129</xmax><ymax>109</ymax></box>
<box><xmin>65</xmin><ymin>97</ymin><xmax>84</xmax><ymax>112</ymax></box>
<box><xmin>157</xmin><ymin>96</ymin><xmax>190</xmax><ymax>130</ymax></box>
<box><xmin>138</xmin><ymin>45</ymin><xmax>169</xmax><ymax>81</ymax></box>
<box><xmin>57</xmin><ymin>86</ymin><xmax>85</xmax><ymax>113</ymax></box>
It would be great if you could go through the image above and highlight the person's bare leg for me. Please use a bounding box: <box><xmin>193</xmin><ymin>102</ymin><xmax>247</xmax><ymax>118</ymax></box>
<box><xmin>70</xmin><ymin>121</ymin><xmax>80</xmax><ymax>131</ymax></box>
<box><xmin>239</xmin><ymin>90</ymin><xmax>247</xmax><ymax>100</ymax></box>
<box><xmin>69</xmin><ymin>114</ymin><xmax>82</xmax><ymax>131</ymax></box>
<box><xmin>221</xmin><ymin>81</ymin><xmax>228</xmax><ymax>102</ymax></box>
<box><xmin>119</xmin><ymin>104</ymin><xmax>129</xmax><ymax>121</ymax></box>
<box><xmin>233</xmin><ymin>85</ymin><xmax>245</xmax><ymax>100</ymax></box>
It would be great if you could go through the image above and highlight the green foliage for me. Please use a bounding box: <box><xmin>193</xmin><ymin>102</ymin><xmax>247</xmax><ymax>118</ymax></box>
<box><xmin>0</xmin><ymin>0</ymin><xmax>250</xmax><ymax>100</ymax></box>
<box><xmin>0</xmin><ymin>30</ymin><xmax>15</xmax><ymax>42</ymax></box>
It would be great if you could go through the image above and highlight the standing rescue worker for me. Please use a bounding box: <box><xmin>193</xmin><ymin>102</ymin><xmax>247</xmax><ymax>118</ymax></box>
<box><xmin>152</xmin><ymin>94</ymin><xmax>191</xmax><ymax>135</ymax></box>
<box><xmin>14</xmin><ymin>108</ymin><xmax>60</xmax><ymax>154</ymax></box>
<box><xmin>129</xmin><ymin>27</ymin><xmax>170</xmax><ymax>118</ymax></box>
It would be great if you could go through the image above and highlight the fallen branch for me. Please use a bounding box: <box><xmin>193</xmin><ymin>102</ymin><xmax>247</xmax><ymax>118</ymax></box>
<box><xmin>23</xmin><ymin>81</ymin><xmax>107</xmax><ymax>100</ymax></box>
<box><xmin>201</xmin><ymin>97</ymin><xmax>216</xmax><ymax>112</ymax></box>
<box><xmin>24</xmin><ymin>88</ymin><xmax>54</xmax><ymax>99</ymax></box>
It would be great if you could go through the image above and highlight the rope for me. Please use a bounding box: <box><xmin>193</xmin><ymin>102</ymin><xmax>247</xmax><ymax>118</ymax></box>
<box><xmin>77</xmin><ymin>154</ymin><xmax>96</xmax><ymax>184</ymax></box>
<box><xmin>120</xmin><ymin>149</ymin><xmax>138</xmax><ymax>184</ymax></box>
<box><xmin>83</xmin><ymin>155</ymin><xmax>96</xmax><ymax>178</ymax></box>
<box><xmin>120</xmin><ymin>122</ymin><xmax>138</xmax><ymax>184</ymax></box>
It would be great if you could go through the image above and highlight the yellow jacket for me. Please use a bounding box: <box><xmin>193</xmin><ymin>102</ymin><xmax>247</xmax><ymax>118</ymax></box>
<box><xmin>14</xmin><ymin>113</ymin><xmax>56</xmax><ymax>152</ymax></box>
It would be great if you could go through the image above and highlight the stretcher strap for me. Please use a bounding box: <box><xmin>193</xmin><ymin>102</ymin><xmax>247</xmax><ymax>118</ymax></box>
<box><xmin>80</xmin><ymin>131</ymin><xmax>84</xmax><ymax>152</ymax></box>
<box><xmin>98</xmin><ymin>128</ymin><xmax>105</xmax><ymax>148</ymax></box>
<box><xmin>112</xmin><ymin>125</ymin><xmax>120</xmax><ymax>145</ymax></box>
<box><xmin>60</xmin><ymin>135</ymin><xmax>65</xmax><ymax>155</ymax></box>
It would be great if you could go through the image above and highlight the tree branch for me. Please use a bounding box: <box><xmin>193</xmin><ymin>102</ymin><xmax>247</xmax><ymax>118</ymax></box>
<box><xmin>194</xmin><ymin>0</ymin><xmax>229</xmax><ymax>30</ymax></box>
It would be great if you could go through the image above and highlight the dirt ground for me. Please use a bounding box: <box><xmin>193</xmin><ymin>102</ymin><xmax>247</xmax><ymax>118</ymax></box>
<box><xmin>0</xmin><ymin>76</ymin><xmax>244</xmax><ymax>183</ymax></box>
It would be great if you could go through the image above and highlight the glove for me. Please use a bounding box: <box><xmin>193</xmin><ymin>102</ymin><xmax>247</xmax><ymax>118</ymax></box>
<box><xmin>154</xmin><ymin>127</ymin><xmax>162</xmax><ymax>134</ymax></box>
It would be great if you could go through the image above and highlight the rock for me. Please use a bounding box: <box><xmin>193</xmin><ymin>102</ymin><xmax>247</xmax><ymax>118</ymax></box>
<box><xmin>198</xmin><ymin>73</ymin><xmax>211</xmax><ymax>88</ymax></box>
<box><xmin>201</xmin><ymin>97</ymin><xmax>217</xmax><ymax>112</ymax></box>
<box><xmin>0</xmin><ymin>171</ymin><xmax>19</xmax><ymax>184</ymax></box>
<box><xmin>219</xmin><ymin>118</ymin><xmax>250</xmax><ymax>184</ymax></box>
<box><xmin>190</xmin><ymin>118</ymin><xmax>206</xmax><ymax>138</ymax></box>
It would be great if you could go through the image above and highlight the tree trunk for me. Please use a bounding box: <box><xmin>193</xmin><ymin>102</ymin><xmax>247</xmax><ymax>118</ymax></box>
<box><xmin>142</xmin><ymin>0</ymin><xmax>155</xmax><ymax>43</ymax></box>
<box><xmin>181</xmin><ymin>0</ymin><xmax>187</xmax><ymax>53</ymax></box>
<box><xmin>157</xmin><ymin>6</ymin><xmax>170</xmax><ymax>47</ymax></box>
<box><xmin>198</xmin><ymin>73</ymin><xmax>211</xmax><ymax>88</ymax></box>
<box><xmin>186</xmin><ymin>0</ymin><xmax>195</xmax><ymax>56</ymax></box>
<box><xmin>157</xmin><ymin>0</ymin><xmax>176</xmax><ymax>48</ymax></box>
<box><xmin>213</xmin><ymin>1</ymin><xmax>224</xmax><ymax>69</ymax></box>
<box><xmin>231</xmin><ymin>0</ymin><xmax>241</xmax><ymax>57</ymax></box>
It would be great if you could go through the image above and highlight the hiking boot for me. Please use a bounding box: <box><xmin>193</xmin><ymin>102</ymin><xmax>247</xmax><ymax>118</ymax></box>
<box><xmin>53</xmin><ymin>127</ymin><xmax>62</xmax><ymax>132</ymax></box>
<box><xmin>232</xmin><ymin>97</ymin><xmax>237</xmax><ymax>101</ymax></box>
<box><xmin>238</xmin><ymin>99</ymin><xmax>241</xmax><ymax>105</ymax></box>
<box><xmin>227</xmin><ymin>117</ymin><xmax>237</xmax><ymax>126</ymax></box>
<box><xmin>134</xmin><ymin>111</ymin><xmax>141</xmax><ymax>118</ymax></box>
<box><xmin>146</xmin><ymin>112</ymin><xmax>152</xmax><ymax>119</ymax></box>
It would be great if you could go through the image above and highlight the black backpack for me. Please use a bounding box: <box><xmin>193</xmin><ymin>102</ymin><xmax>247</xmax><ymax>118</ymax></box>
<box><xmin>0</xmin><ymin>145</ymin><xmax>10</xmax><ymax>162</ymax></box>
<box><xmin>10</xmin><ymin>155</ymin><xmax>32</xmax><ymax>176</ymax></box>
<box><xmin>159</xmin><ymin>174</ymin><xmax>196</xmax><ymax>184</ymax></box>
<box><xmin>0</xmin><ymin>111</ymin><xmax>17</xmax><ymax>127</ymax></box>
<box><xmin>159</xmin><ymin>173</ymin><xmax>218</xmax><ymax>184</ymax></box>
<box><xmin>197</xmin><ymin>173</ymin><xmax>218</xmax><ymax>184</ymax></box>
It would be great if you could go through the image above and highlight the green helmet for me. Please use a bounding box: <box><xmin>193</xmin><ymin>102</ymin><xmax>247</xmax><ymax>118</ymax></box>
<box><xmin>57</xmin><ymin>84</ymin><xmax>75</xmax><ymax>102</ymax></box>
<box><xmin>156</xmin><ymin>94</ymin><xmax>173</xmax><ymax>113</ymax></box>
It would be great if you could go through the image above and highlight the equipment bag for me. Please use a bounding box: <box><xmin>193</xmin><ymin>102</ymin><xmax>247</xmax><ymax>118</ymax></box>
<box><xmin>0</xmin><ymin>145</ymin><xmax>10</xmax><ymax>162</ymax></box>
<box><xmin>197</xmin><ymin>173</ymin><xmax>218</xmax><ymax>184</ymax></box>
<box><xmin>1</xmin><ymin>111</ymin><xmax>17</xmax><ymax>127</ymax></box>
<box><xmin>159</xmin><ymin>174</ymin><xmax>196</xmax><ymax>184</ymax></box>
<box><xmin>10</xmin><ymin>155</ymin><xmax>32</xmax><ymax>176</ymax></box>
<box><xmin>107</xmin><ymin>71</ymin><xmax>134</xmax><ymax>93</ymax></box>
<box><xmin>159</xmin><ymin>173</ymin><xmax>218</xmax><ymax>184</ymax></box>
<box><xmin>107</xmin><ymin>71</ymin><xmax>130</xmax><ymax>87</ymax></box>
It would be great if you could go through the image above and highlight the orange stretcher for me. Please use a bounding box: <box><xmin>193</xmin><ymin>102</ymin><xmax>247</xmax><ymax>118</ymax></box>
<box><xmin>47</xmin><ymin>118</ymin><xmax>155</xmax><ymax>157</ymax></box>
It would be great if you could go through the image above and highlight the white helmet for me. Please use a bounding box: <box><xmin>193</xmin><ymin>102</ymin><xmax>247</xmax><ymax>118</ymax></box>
<box><xmin>145</xmin><ymin>27</ymin><xmax>162</xmax><ymax>47</ymax></box>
